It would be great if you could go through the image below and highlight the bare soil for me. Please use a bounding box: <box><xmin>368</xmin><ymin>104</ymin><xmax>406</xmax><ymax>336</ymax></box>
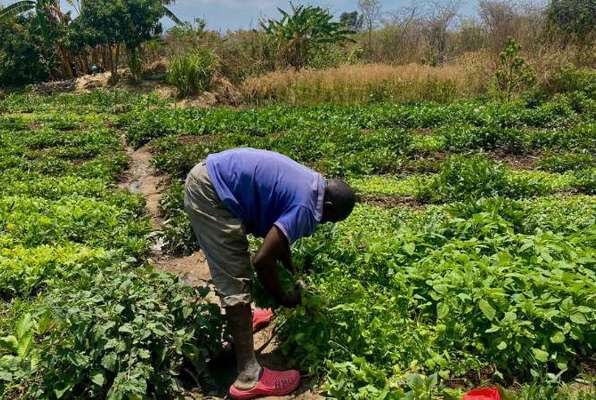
<box><xmin>490</xmin><ymin>151</ymin><xmax>540</xmax><ymax>170</ymax></box>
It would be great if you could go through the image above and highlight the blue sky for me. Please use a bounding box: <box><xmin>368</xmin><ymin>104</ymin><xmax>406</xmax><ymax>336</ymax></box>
<box><xmin>1</xmin><ymin>0</ymin><xmax>482</xmax><ymax>30</ymax></box>
<box><xmin>161</xmin><ymin>0</ymin><xmax>478</xmax><ymax>30</ymax></box>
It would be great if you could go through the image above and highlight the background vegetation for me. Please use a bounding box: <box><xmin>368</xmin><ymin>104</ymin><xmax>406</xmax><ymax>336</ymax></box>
<box><xmin>0</xmin><ymin>0</ymin><xmax>594</xmax><ymax>104</ymax></box>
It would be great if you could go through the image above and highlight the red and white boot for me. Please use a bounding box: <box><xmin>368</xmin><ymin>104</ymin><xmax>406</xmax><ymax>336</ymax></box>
<box><xmin>229</xmin><ymin>368</ymin><xmax>301</xmax><ymax>400</ymax></box>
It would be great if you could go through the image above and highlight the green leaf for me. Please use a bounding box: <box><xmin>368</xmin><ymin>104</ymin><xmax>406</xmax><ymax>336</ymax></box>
<box><xmin>15</xmin><ymin>313</ymin><xmax>34</xmax><ymax>341</ymax></box>
<box><xmin>550</xmin><ymin>331</ymin><xmax>565</xmax><ymax>344</ymax></box>
<box><xmin>17</xmin><ymin>332</ymin><xmax>32</xmax><ymax>358</ymax></box>
<box><xmin>404</xmin><ymin>242</ymin><xmax>416</xmax><ymax>255</ymax></box>
<box><xmin>0</xmin><ymin>336</ymin><xmax>18</xmax><ymax>353</ymax></box>
<box><xmin>118</xmin><ymin>324</ymin><xmax>134</xmax><ymax>334</ymax></box>
<box><xmin>479</xmin><ymin>299</ymin><xmax>496</xmax><ymax>321</ymax></box>
<box><xmin>437</xmin><ymin>303</ymin><xmax>449</xmax><ymax>320</ymax></box>
<box><xmin>497</xmin><ymin>341</ymin><xmax>507</xmax><ymax>350</ymax></box>
<box><xmin>54</xmin><ymin>384</ymin><xmax>72</xmax><ymax>399</ymax></box>
<box><xmin>101</xmin><ymin>352</ymin><xmax>117</xmax><ymax>371</ymax></box>
<box><xmin>532</xmin><ymin>348</ymin><xmax>549</xmax><ymax>363</ymax></box>
<box><xmin>570</xmin><ymin>313</ymin><xmax>587</xmax><ymax>324</ymax></box>
<box><xmin>91</xmin><ymin>371</ymin><xmax>105</xmax><ymax>386</ymax></box>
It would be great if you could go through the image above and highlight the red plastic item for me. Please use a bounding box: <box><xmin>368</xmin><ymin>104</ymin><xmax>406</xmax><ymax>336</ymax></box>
<box><xmin>252</xmin><ymin>308</ymin><xmax>273</xmax><ymax>333</ymax></box>
<box><xmin>229</xmin><ymin>368</ymin><xmax>300</xmax><ymax>400</ymax></box>
<box><xmin>463</xmin><ymin>387</ymin><xmax>501</xmax><ymax>400</ymax></box>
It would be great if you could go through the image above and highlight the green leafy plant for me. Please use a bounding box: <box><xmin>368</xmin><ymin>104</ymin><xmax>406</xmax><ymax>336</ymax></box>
<box><xmin>416</xmin><ymin>154</ymin><xmax>509</xmax><ymax>203</ymax></box>
<box><xmin>494</xmin><ymin>38</ymin><xmax>536</xmax><ymax>101</ymax></box>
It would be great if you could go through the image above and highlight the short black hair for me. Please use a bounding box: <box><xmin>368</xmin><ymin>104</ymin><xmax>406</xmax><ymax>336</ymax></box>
<box><xmin>323</xmin><ymin>179</ymin><xmax>356</xmax><ymax>222</ymax></box>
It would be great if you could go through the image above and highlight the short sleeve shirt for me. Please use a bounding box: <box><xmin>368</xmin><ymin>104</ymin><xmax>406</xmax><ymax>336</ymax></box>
<box><xmin>206</xmin><ymin>148</ymin><xmax>325</xmax><ymax>244</ymax></box>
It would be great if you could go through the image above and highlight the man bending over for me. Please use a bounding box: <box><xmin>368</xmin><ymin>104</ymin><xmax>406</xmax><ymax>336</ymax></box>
<box><xmin>184</xmin><ymin>148</ymin><xmax>356</xmax><ymax>399</ymax></box>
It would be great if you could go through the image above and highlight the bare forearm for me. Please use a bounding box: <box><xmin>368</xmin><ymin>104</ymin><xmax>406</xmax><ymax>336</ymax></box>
<box><xmin>254</xmin><ymin>258</ymin><xmax>285</xmax><ymax>301</ymax></box>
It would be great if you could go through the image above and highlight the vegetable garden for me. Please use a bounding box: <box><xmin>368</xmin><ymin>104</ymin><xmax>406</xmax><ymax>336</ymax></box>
<box><xmin>1</xmin><ymin>81</ymin><xmax>595</xmax><ymax>398</ymax></box>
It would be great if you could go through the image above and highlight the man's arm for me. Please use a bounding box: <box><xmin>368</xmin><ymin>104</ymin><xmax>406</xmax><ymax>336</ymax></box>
<box><xmin>253</xmin><ymin>226</ymin><xmax>300</xmax><ymax>307</ymax></box>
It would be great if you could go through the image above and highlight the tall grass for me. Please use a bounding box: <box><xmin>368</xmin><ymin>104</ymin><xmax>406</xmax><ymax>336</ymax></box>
<box><xmin>241</xmin><ymin>62</ymin><xmax>489</xmax><ymax>105</ymax></box>
<box><xmin>167</xmin><ymin>49</ymin><xmax>217</xmax><ymax>98</ymax></box>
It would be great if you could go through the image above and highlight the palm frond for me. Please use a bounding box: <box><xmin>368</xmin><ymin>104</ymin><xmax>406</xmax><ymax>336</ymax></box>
<box><xmin>0</xmin><ymin>1</ymin><xmax>36</xmax><ymax>21</ymax></box>
<box><xmin>162</xmin><ymin>5</ymin><xmax>182</xmax><ymax>25</ymax></box>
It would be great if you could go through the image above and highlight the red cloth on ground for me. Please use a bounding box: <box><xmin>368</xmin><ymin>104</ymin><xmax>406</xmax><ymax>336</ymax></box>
<box><xmin>463</xmin><ymin>387</ymin><xmax>501</xmax><ymax>400</ymax></box>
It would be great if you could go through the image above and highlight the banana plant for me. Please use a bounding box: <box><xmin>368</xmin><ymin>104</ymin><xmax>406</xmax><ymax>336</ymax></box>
<box><xmin>261</xmin><ymin>3</ymin><xmax>354</xmax><ymax>69</ymax></box>
<box><xmin>1</xmin><ymin>0</ymin><xmax>182</xmax><ymax>24</ymax></box>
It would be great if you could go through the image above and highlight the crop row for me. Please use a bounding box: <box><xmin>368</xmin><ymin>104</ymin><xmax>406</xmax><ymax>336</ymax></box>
<box><xmin>122</xmin><ymin>92</ymin><xmax>594</xmax><ymax>147</ymax></box>
<box><xmin>0</xmin><ymin>104</ymin><xmax>225</xmax><ymax>399</ymax></box>
<box><xmin>127</xmin><ymin>87</ymin><xmax>596</xmax><ymax>398</ymax></box>
<box><xmin>279</xmin><ymin>195</ymin><xmax>596</xmax><ymax>397</ymax></box>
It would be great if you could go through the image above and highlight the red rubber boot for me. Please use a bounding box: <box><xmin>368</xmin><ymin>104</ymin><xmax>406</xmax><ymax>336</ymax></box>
<box><xmin>229</xmin><ymin>368</ymin><xmax>301</xmax><ymax>400</ymax></box>
<box><xmin>252</xmin><ymin>308</ymin><xmax>273</xmax><ymax>333</ymax></box>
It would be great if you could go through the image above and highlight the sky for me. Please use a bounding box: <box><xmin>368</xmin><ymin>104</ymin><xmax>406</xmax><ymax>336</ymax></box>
<box><xmin>1</xmin><ymin>0</ymin><xmax>480</xmax><ymax>31</ymax></box>
<box><xmin>165</xmin><ymin>0</ymin><xmax>478</xmax><ymax>31</ymax></box>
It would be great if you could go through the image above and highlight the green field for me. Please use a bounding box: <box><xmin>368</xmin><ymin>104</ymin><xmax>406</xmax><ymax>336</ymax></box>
<box><xmin>0</xmin><ymin>88</ymin><xmax>594</xmax><ymax>399</ymax></box>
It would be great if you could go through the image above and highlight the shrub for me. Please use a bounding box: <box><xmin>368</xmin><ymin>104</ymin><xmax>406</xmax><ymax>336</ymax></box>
<box><xmin>538</xmin><ymin>152</ymin><xmax>595</xmax><ymax>173</ymax></box>
<box><xmin>167</xmin><ymin>49</ymin><xmax>218</xmax><ymax>97</ymax></box>
<box><xmin>0</xmin><ymin>17</ymin><xmax>53</xmax><ymax>86</ymax></box>
<box><xmin>543</xmin><ymin>66</ymin><xmax>596</xmax><ymax>99</ymax></box>
<box><xmin>17</xmin><ymin>268</ymin><xmax>224</xmax><ymax>399</ymax></box>
<box><xmin>158</xmin><ymin>182</ymin><xmax>198</xmax><ymax>256</ymax></box>
<box><xmin>416</xmin><ymin>154</ymin><xmax>509</xmax><ymax>203</ymax></box>
<box><xmin>493</xmin><ymin>38</ymin><xmax>536</xmax><ymax>101</ymax></box>
<box><xmin>574</xmin><ymin>168</ymin><xmax>595</xmax><ymax>194</ymax></box>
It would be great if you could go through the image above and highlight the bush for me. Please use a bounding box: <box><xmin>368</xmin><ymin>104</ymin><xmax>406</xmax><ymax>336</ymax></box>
<box><xmin>0</xmin><ymin>17</ymin><xmax>53</xmax><ymax>86</ymax></box>
<box><xmin>538</xmin><ymin>152</ymin><xmax>595</xmax><ymax>173</ymax></box>
<box><xmin>574</xmin><ymin>168</ymin><xmax>595</xmax><ymax>194</ymax></box>
<box><xmin>13</xmin><ymin>268</ymin><xmax>224</xmax><ymax>399</ymax></box>
<box><xmin>167</xmin><ymin>49</ymin><xmax>218</xmax><ymax>97</ymax></box>
<box><xmin>493</xmin><ymin>38</ymin><xmax>536</xmax><ymax>101</ymax></box>
<box><xmin>416</xmin><ymin>154</ymin><xmax>509</xmax><ymax>203</ymax></box>
<box><xmin>159</xmin><ymin>182</ymin><xmax>198</xmax><ymax>256</ymax></box>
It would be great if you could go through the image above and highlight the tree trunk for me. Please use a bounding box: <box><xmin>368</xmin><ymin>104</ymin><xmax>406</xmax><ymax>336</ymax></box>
<box><xmin>108</xmin><ymin>44</ymin><xmax>118</xmax><ymax>80</ymax></box>
<box><xmin>101</xmin><ymin>45</ymin><xmax>110</xmax><ymax>73</ymax></box>
<box><xmin>114</xmin><ymin>44</ymin><xmax>121</xmax><ymax>74</ymax></box>
<box><xmin>57</xmin><ymin>45</ymin><xmax>75</xmax><ymax>79</ymax></box>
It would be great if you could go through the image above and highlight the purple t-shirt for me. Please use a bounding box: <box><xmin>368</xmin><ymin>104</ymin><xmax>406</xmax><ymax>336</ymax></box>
<box><xmin>206</xmin><ymin>148</ymin><xmax>325</xmax><ymax>244</ymax></box>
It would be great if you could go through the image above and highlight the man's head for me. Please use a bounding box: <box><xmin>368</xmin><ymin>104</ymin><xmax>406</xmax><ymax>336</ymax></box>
<box><xmin>322</xmin><ymin>179</ymin><xmax>356</xmax><ymax>223</ymax></box>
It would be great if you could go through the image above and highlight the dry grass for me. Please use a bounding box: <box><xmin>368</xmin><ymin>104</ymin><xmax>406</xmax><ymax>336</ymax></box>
<box><xmin>241</xmin><ymin>60</ymin><xmax>492</xmax><ymax>105</ymax></box>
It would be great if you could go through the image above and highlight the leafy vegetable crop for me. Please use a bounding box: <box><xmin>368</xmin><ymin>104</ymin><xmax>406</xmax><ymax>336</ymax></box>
<box><xmin>1</xmin><ymin>86</ymin><xmax>594</xmax><ymax>399</ymax></box>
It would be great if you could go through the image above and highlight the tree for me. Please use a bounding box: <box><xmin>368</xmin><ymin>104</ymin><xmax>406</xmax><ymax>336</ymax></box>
<box><xmin>261</xmin><ymin>4</ymin><xmax>354</xmax><ymax>70</ymax></box>
<box><xmin>478</xmin><ymin>0</ymin><xmax>519</xmax><ymax>53</ymax></box>
<box><xmin>340</xmin><ymin>11</ymin><xmax>363</xmax><ymax>32</ymax></box>
<box><xmin>0</xmin><ymin>0</ymin><xmax>182</xmax><ymax>25</ymax></box>
<box><xmin>75</xmin><ymin>0</ymin><xmax>165</xmax><ymax>80</ymax></box>
<box><xmin>358</xmin><ymin>0</ymin><xmax>381</xmax><ymax>52</ymax></box>
<box><xmin>0</xmin><ymin>0</ymin><xmax>182</xmax><ymax>81</ymax></box>
<box><xmin>494</xmin><ymin>37</ymin><xmax>535</xmax><ymax>101</ymax></box>
<box><xmin>0</xmin><ymin>14</ymin><xmax>53</xmax><ymax>85</ymax></box>
<box><xmin>422</xmin><ymin>0</ymin><xmax>459</xmax><ymax>66</ymax></box>
<box><xmin>546</xmin><ymin>0</ymin><xmax>596</xmax><ymax>48</ymax></box>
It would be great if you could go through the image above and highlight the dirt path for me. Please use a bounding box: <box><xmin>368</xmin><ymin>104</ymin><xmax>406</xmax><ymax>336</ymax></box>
<box><xmin>118</xmin><ymin>144</ymin><xmax>218</xmax><ymax>292</ymax></box>
<box><xmin>119</xmin><ymin>142</ymin><xmax>320</xmax><ymax>400</ymax></box>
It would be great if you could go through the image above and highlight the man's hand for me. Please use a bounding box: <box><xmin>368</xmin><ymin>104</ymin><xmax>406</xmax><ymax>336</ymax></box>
<box><xmin>280</xmin><ymin>284</ymin><xmax>302</xmax><ymax>308</ymax></box>
<box><xmin>253</xmin><ymin>226</ymin><xmax>296</xmax><ymax>303</ymax></box>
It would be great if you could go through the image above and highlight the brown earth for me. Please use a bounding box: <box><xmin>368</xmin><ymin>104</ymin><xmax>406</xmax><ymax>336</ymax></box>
<box><xmin>29</xmin><ymin>69</ymin><xmax>242</xmax><ymax>107</ymax></box>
